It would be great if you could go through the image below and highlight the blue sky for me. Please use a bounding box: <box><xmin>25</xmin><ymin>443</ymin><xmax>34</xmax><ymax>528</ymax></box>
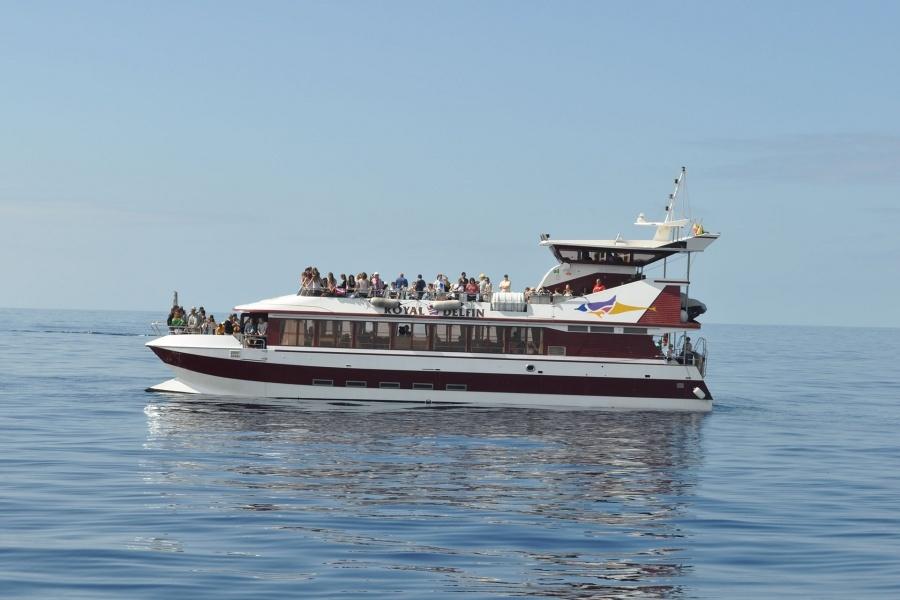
<box><xmin>2</xmin><ymin>1</ymin><xmax>898</xmax><ymax>327</ymax></box>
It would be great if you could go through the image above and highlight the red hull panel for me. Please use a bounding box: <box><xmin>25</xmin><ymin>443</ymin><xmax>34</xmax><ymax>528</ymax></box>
<box><xmin>151</xmin><ymin>347</ymin><xmax>711</xmax><ymax>401</ymax></box>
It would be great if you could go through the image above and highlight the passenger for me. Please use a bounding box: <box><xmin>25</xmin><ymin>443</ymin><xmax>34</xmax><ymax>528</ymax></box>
<box><xmin>170</xmin><ymin>311</ymin><xmax>185</xmax><ymax>333</ymax></box>
<box><xmin>346</xmin><ymin>273</ymin><xmax>357</xmax><ymax>296</ymax></box>
<box><xmin>300</xmin><ymin>267</ymin><xmax>311</xmax><ymax>294</ymax></box>
<box><xmin>205</xmin><ymin>315</ymin><xmax>216</xmax><ymax>334</ymax></box>
<box><xmin>231</xmin><ymin>314</ymin><xmax>242</xmax><ymax>334</ymax></box>
<box><xmin>684</xmin><ymin>337</ymin><xmax>693</xmax><ymax>356</ymax></box>
<box><xmin>258</xmin><ymin>318</ymin><xmax>267</xmax><ymax>337</ymax></box>
<box><xmin>499</xmin><ymin>274</ymin><xmax>512</xmax><ymax>293</ymax></box>
<box><xmin>395</xmin><ymin>272</ymin><xmax>408</xmax><ymax>291</ymax></box>
<box><xmin>480</xmin><ymin>275</ymin><xmax>492</xmax><ymax>303</ymax></box>
<box><xmin>187</xmin><ymin>307</ymin><xmax>200</xmax><ymax>332</ymax></box>
<box><xmin>423</xmin><ymin>283</ymin><xmax>435</xmax><ymax>300</ymax></box>
<box><xmin>223</xmin><ymin>317</ymin><xmax>234</xmax><ymax>335</ymax></box>
<box><xmin>441</xmin><ymin>274</ymin><xmax>451</xmax><ymax>293</ymax></box>
<box><xmin>370</xmin><ymin>271</ymin><xmax>384</xmax><ymax>296</ymax></box>
<box><xmin>166</xmin><ymin>309</ymin><xmax>175</xmax><ymax>327</ymax></box>
<box><xmin>524</xmin><ymin>287</ymin><xmax>533</xmax><ymax>301</ymax></box>
<box><xmin>563</xmin><ymin>284</ymin><xmax>573</xmax><ymax>297</ymax></box>
<box><xmin>465</xmin><ymin>277</ymin><xmax>479</xmax><ymax>301</ymax></box>
<box><xmin>245</xmin><ymin>317</ymin><xmax>259</xmax><ymax>335</ymax></box>
<box><xmin>326</xmin><ymin>272</ymin><xmax>337</xmax><ymax>295</ymax></box>
<box><xmin>356</xmin><ymin>272</ymin><xmax>370</xmax><ymax>297</ymax></box>
<box><xmin>592</xmin><ymin>278</ymin><xmax>606</xmax><ymax>293</ymax></box>
<box><xmin>665</xmin><ymin>344</ymin><xmax>676</xmax><ymax>362</ymax></box>
<box><xmin>414</xmin><ymin>274</ymin><xmax>426</xmax><ymax>299</ymax></box>
<box><xmin>214</xmin><ymin>321</ymin><xmax>226</xmax><ymax>335</ymax></box>
<box><xmin>309</xmin><ymin>268</ymin><xmax>321</xmax><ymax>295</ymax></box>
<box><xmin>455</xmin><ymin>277</ymin><xmax>467</xmax><ymax>294</ymax></box>
<box><xmin>433</xmin><ymin>274</ymin><xmax>445</xmax><ymax>293</ymax></box>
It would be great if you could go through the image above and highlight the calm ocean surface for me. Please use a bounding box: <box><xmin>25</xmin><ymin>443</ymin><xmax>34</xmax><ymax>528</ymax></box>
<box><xmin>1</xmin><ymin>308</ymin><xmax>898</xmax><ymax>599</ymax></box>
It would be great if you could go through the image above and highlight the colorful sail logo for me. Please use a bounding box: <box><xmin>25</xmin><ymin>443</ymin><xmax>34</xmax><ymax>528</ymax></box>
<box><xmin>575</xmin><ymin>295</ymin><xmax>655</xmax><ymax>318</ymax></box>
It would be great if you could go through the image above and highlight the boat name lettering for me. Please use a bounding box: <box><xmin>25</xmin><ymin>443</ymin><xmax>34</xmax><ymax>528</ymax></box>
<box><xmin>383</xmin><ymin>306</ymin><xmax>485</xmax><ymax>318</ymax></box>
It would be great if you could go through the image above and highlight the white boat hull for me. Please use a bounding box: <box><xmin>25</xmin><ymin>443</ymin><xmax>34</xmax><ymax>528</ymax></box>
<box><xmin>146</xmin><ymin>335</ymin><xmax>712</xmax><ymax>412</ymax></box>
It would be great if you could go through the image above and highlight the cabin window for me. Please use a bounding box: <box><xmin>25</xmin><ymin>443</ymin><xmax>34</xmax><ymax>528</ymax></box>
<box><xmin>355</xmin><ymin>321</ymin><xmax>390</xmax><ymax>350</ymax></box>
<box><xmin>433</xmin><ymin>324</ymin><xmax>468</xmax><ymax>352</ymax></box>
<box><xmin>412</xmin><ymin>383</ymin><xmax>433</xmax><ymax>390</ymax></box>
<box><xmin>379</xmin><ymin>382</ymin><xmax>401</xmax><ymax>389</ymax></box>
<box><xmin>547</xmin><ymin>345</ymin><xmax>566</xmax><ymax>356</ymax></box>
<box><xmin>318</xmin><ymin>320</ymin><xmax>353</xmax><ymax>348</ymax></box>
<box><xmin>312</xmin><ymin>379</ymin><xmax>333</xmax><ymax>386</ymax></box>
<box><xmin>471</xmin><ymin>325</ymin><xmax>503</xmax><ymax>353</ymax></box>
<box><xmin>392</xmin><ymin>323</ymin><xmax>431</xmax><ymax>351</ymax></box>
<box><xmin>568</xmin><ymin>325</ymin><xmax>588</xmax><ymax>332</ymax></box>
<box><xmin>624</xmin><ymin>327</ymin><xmax>647</xmax><ymax>334</ymax></box>
<box><xmin>507</xmin><ymin>327</ymin><xmax>542</xmax><ymax>355</ymax></box>
<box><xmin>552</xmin><ymin>246</ymin><xmax>671</xmax><ymax>267</ymax></box>
<box><xmin>446</xmin><ymin>384</ymin><xmax>467</xmax><ymax>391</ymax></box>
<box><xmin>280</xmin><ymin>318</ymin><xmax>313</xmax><ymax>346</ymax></box>
<box><xmin>590</xmin><ymin>326</ymin><xmax>613</xmax><ymax>333</ymax></box>
<box><xmin>346</xmin><ymin>380</ymin><xmax>367</xmax><ymax>388</ymax></box>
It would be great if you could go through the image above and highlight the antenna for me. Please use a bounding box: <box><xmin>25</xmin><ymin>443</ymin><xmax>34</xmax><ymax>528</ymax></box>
<box><xmin>665</xmin><ymin>167</ymin><xmax>687</xmax><ymax>224</ymax></box>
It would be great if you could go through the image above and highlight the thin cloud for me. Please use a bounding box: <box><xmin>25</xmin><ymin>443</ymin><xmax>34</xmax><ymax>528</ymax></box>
<box><xmin>700</xmin><ymin>133</ymin><xmax>900</xmax><ymax>184</ymax></box>
<box><xmin>0</xmin><ymin>199</ymin><xmax>240</xmax><ymax>226</ymax></box>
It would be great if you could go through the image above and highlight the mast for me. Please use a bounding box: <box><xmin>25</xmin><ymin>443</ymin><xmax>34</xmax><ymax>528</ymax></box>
<box><xmin>635</xmin><ymin>167</ymin><xmax>690</xmax><ymax>242</ymax></box>
<box><xmin>664</xmin><ymin>167</ymin><xmax>687</xmax><ymax>236</ymax></box>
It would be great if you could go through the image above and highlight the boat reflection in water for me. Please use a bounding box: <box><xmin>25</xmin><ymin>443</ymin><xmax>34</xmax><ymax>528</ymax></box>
<box><xmin>143</xmin><ymin>399</ymin><xmax>706</xmax><ymax>598</ymax></box>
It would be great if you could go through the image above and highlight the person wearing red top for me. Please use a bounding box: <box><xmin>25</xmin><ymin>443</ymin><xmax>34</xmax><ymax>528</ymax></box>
<box><xmin>465</xmin><ymin>277</ymin><xmax>480</xmax><ymax>301</ymax></box>
<box><xmin>592</xmin><ymin>278</ymin><xmax>606</xmax><ymax>293</ymax></box>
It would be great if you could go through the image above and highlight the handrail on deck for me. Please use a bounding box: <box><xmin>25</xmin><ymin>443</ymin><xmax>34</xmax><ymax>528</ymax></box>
<box><xmin>150</xmin><ymin>321</ymin><xmax>240</xmax><ymax>337</ymax></box>
<box><xmin>296</xmin><ymin>287</ymin><xmax>586</xmax><ymax>305</ymax></box>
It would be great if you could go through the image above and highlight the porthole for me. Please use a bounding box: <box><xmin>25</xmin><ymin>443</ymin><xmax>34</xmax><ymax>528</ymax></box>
<box><xmin>526</xmin><ymin>364</ymin><xmax>535</xmax><ymax>372</ymax></box>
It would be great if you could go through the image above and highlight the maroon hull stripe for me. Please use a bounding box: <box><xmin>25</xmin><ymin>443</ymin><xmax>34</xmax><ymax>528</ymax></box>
<box><xmin>152</xmin><ymin>347</ymin><xmax>711</xmax><ymax>401</ymax></box>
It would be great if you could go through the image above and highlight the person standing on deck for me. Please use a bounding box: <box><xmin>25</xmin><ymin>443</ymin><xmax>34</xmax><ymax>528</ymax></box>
<box><xmin>414</xmin><ymin>274</ymin><xmax>426</xmax><ymax>299</ymax></box>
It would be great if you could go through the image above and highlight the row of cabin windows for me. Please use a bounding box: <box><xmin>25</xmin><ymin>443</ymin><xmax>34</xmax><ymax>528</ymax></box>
<box><xmin>555</xmin><ymin>248</ymin><xmax>665</xmax><ymax>267</ymax></box>
<box><xmin>274</xmin><ymin>319</ymin><xmax>543</xmax><ymax>355</ymax></box>
<box><xmin>312</xmin><ymin>379</ymin><xmax>466</xmax><ymax>391</ymax></box>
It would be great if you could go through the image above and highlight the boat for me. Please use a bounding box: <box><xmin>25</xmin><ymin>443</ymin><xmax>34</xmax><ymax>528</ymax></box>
<box><xmin>147</xmin><ymin>168</ymin><xmax>719</xmax><ymax>411</ymax></box>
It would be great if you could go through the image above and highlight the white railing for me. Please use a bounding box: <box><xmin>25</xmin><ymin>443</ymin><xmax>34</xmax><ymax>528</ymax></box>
<box><xmin>150</xmin><ymin>321</ymin><xmax>223</xmax><ymax>336</ymax></box>
<box><xmin>669</xmin><ymin>334</ymin><xmax>708</xmax><ymax>376</ymax></box>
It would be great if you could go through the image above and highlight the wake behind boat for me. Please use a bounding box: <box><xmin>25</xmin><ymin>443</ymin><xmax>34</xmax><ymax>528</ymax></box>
<box><xmin>147</xmin><ymin>168</ymin><xmax>719</xmax><ymax>411</ymax></box>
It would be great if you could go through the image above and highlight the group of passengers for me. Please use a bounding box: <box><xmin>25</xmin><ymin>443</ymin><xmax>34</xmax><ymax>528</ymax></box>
<box><xmin>166</xmin><ymin>306</ymin><xmax>260</xmax><ymax>336</ymax></box>
<box><xmin>523</xmin><ymin>278</ymin><xmax>607</xmax><ymax>301</ymax></box>
<box><xmin>656</xmin><ymin>333</ymin><xmax>696</xmax><ymax>364</ymax></box>
<box><xmin>298</xmin><ymin>267</ymin><xmax>513</xmax><ymax>302</ymax></box>
<box><xmin>167</xmin><ymin>306</ymin><xmax>218</xmax><ymax>333</ymax></box>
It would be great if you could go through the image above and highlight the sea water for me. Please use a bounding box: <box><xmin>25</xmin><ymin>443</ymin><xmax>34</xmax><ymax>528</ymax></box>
<box><xmin>1</xmin><ymin>308</ymin><xmax>898</xmax><ymax>598</ymax></box>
